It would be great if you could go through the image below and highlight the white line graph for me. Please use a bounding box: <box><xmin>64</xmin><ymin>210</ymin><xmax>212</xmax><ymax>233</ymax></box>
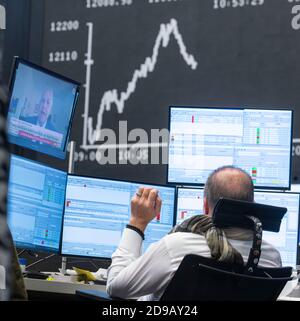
<box><xmin>82</xmin><ymin>22</ymin><xmax>94</xmax><ymax>150</ymax></box>
<box><xmin>81</xmin><ymin>18</ymin><xmax>198</xmax><ymax>149</ymax></box>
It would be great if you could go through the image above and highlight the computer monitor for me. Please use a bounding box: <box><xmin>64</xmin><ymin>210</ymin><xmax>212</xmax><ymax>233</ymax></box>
<box><xmin>168</xmin><ymin>107</ymin><xmax>293</xmax><ymax>189</ymax></box>
<box><xmin>176</xmin><ymin>187</ymin><xmax>204</xmax><ymax>224</ymax></box>
<box><xmin>61</xmin><ymin>176</ymin><xmax>176</xmax><ymax>259</ymax></box>
<box><xmin>175</xmin><ymin>187</ymin><xmax>300</xmax><ymax>267</ymax></box>
<box><xmin>7</xmin><ymin>155</ymin><xmax>67</xmax><ymax>253</ymax></box>
<box><xmin>255</xmin><ymin>192</ymin><xmax>300</xmax><ymax>268</ymax></box>
<box><xmin>7</xmin><ymin>57</ymin><xmax>80</xmax><ymax>159</ymax></box>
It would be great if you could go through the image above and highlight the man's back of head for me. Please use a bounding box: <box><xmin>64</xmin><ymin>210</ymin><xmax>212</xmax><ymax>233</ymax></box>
<box><xmin>204</xmin><ymin>166</ymin><xmax>254</xmax><ymax>214</ymax></box>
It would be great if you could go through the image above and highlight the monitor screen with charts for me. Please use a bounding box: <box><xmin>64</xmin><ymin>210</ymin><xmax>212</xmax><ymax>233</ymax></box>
<box><xmin>7</xmin><ymin>58</ymin><xmax>80</xmax><ymax>159</ymax></box>
<box><xmin>176</xmin><ymin>187</ymin><xmax>300</xmax><ymax>267</ymax></box>
<box><xmin>176</xmin><ymin>187</ymin><xmax>204</xmax><ymax>225</ymax></box>
<box><xmin>61</xmin><ymin>176</ymin><xmax>176</xmax><ymax>259</ymax></box>
<box><xmin>7</xmin><ymin>155</ymin><xmax>67</xmax><ymax>253</ymax></box>
<box><xmin>255</xmin><ymin>192</ymin><xmax>300</xmax><ymax>268</ymax></box>
<box><xmin>168</xmin><ymin>107</ymin><xmax>293</xmax><ymax>189</ymax></box>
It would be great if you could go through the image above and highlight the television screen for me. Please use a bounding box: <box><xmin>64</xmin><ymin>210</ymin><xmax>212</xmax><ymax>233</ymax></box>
<box><xmin>7</xmin><ymin>58</ymin><xmax>80</xmax><ymax>159</ymax></box>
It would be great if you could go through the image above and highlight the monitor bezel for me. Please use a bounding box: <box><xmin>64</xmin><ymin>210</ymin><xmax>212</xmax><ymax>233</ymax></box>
<box><xmin>8</xmin><ymin>154</ymin><xmax>68</xmax><ymax>254</ymax></box>
<box><xmin>6</xmin><ymin>57</ymin><xmax>81</xmax><ymax>159</ymax></box>
<box><xmin>60</xmin><ymin>173</ymin><xmax>177</xmax><ymax>260</ymax></box>
<box><xmin>167</xmin><ymin>106</ymin><xmax>293</xmax><ymax>191</ymax></box>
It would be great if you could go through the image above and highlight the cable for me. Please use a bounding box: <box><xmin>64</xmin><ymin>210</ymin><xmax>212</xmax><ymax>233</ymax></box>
<box><xmin>17</xmin><ymin>249</ymin><xmax>26</xmax><ymax>256</ymax></box>
<box><xmin>17</xmin><ymin>249</ymin><xmax>39</xmax><ymax>258</ymax></box>
<box><xmin>25</xmin><ymin>253</ymin><xmax>56</xmax><ymax>270</ymax></box>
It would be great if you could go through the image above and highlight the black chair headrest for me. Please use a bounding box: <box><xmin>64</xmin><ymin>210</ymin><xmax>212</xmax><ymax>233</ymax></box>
<box><xmin>212</xmin><ymin>198</ymin><xmax>287</xmax><ymax>232</ymax></box>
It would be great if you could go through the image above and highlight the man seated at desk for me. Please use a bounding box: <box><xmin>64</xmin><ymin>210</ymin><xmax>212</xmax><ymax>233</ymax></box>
<box><xmin>106</xmin><ymin>166</ymin><xmax>282</xmax><ymax>301</ymax></box>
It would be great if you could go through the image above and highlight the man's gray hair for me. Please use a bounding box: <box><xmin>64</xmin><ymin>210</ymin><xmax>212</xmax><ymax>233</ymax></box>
<box><xmin>204</xmin><ymin>165</ymin><xmax>254</xmax><ymax>210</ymax></box>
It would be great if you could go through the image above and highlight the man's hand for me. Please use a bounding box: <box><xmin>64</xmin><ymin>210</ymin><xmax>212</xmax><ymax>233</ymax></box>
<box><xmin>129</xmin><ymin>187</ymin><xmax>162</xmax><ymax>233</ymax></box>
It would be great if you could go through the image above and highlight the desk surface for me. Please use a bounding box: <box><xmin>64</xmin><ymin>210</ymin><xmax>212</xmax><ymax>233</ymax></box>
<box><xmin>24</xmin><ymin>277</ymin><xmax>106</xmax><ymax>295</ymax></box>
<box><xmin>24</xmin><ymin>275</ymin><xmax>299</xmax><ymax>300</ymax></box>
<box><xmin>278</xmin><ymin>283</ymin><xmax>300</xmax><ymax>301</ymax></box>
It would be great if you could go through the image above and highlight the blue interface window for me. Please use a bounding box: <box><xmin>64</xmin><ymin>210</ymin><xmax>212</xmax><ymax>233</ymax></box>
<box><xmin>7</xmin><ymin>58</ymin><xmax>80</xmax><ymax>159</ymax></box>
<box><xmin>61</xmin><ymin>176</ymin><xmax>176</xmax><ymax>259</ymax></box>
<box><xmin>7</xmin><ymin>155</ymin><xmax>67</xmax><ymax>253</ymax></box>
<box><xmin>168</xmin><ymin>108</ymin><xmax>292</xmax><ymax>189</ymax></box>
<box><xmin>176</xmin><ymin>188</ymin><xmax>299</xmax><ymax>267</ymax></box>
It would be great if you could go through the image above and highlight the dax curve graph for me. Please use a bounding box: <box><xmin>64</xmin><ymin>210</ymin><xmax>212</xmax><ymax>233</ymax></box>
<box><xmin>81</xmin><ymin>18</ymin><xmax>199</xmax><ymax>150</ymax></box>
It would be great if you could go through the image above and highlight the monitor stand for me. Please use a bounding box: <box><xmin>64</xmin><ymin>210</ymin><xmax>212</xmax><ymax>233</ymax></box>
<box><xmin>60</xmin><ymin>256</ymin><xmax>67</xmax><ymax>275</ymax></box>
<box><xmin>60</xmin><ymin>140</ymin><xmax>76</xmax><ymax>275</ymax></box>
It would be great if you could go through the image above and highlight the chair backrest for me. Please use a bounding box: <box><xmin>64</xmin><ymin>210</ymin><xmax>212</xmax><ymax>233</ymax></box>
<box><xmin>160</xmin><ymin>254</ymin><xmax>293</xmax><ymax>301</ymax></box>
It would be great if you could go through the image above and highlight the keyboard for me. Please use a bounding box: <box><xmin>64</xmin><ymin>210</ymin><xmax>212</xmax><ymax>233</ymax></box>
<box><xmin>23</xmin><ymin>271</ymin><xmax>49</xmax><ymax>280</ymax></box>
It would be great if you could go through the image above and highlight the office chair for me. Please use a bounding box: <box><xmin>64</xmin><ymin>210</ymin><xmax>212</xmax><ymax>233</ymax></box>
<box><xmin>76</xmin><ymin>198</ymin><xmax>293</xmax><ymax>301</ymax></box>
<box><xmin>160</xmin><ymin>254</ymin><xmax>292</xmax><ymax>301</ymax></box>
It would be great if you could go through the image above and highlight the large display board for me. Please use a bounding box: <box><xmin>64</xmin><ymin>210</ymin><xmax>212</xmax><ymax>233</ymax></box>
<box><xmin>27</xmin><ymin>0</ymin><xmax>300</xmax><ymax>183</ymax></box>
